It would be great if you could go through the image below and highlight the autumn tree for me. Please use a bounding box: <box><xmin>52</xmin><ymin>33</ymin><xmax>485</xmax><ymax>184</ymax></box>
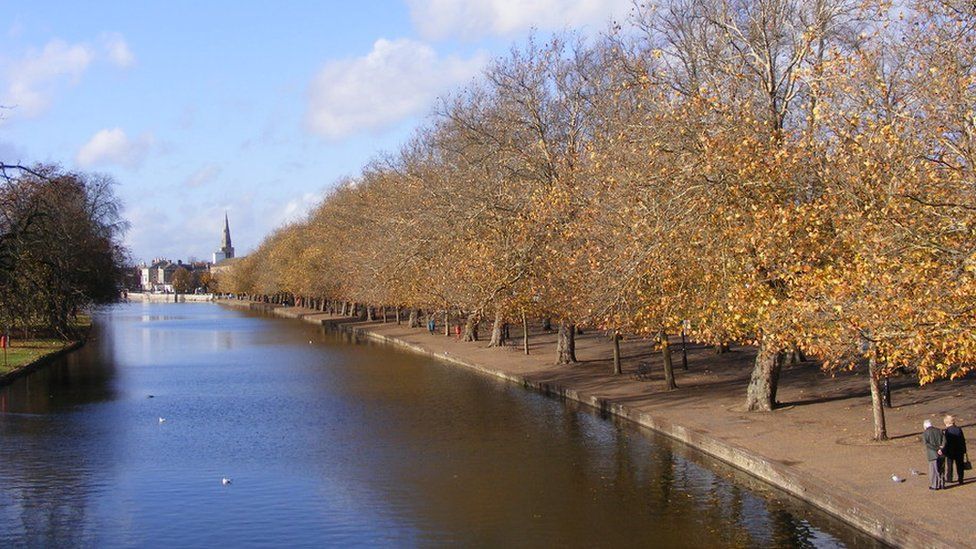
<box><xmin>226</xmin><ymin>0</ymin><xmax>976</xmax><ymax>435</ymax></box>
<box><xmin>0</xmin><ymin>164</ymin><xmax>128</xmax><ymax>337</ymax></box>
<box><xmin>172</xmin><ymin>267</ymin><xmax>192</xmax><ymax>294</ymax></box>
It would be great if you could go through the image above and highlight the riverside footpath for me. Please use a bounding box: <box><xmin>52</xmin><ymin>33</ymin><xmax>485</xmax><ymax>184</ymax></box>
<box><xmin>219</xmin><ymin>300</ymin><xmax>975</xmax><ymax>548</ymax></box>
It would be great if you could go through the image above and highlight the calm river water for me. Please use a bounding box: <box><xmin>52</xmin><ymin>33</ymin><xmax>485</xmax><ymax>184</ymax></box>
<box><xmin>0</xmin><ymin>303</ymin><xmax>880</xmax><ymax>547</ymax></box>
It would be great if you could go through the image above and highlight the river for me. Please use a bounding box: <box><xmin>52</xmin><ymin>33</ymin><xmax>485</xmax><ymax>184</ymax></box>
<box><xmin>0</xmin><ymin>303</ymin><xmax>880</xmax><ymax>547</ymax></box>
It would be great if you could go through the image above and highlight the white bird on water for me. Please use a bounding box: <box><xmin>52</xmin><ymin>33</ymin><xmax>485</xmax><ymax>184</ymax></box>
<box><xmin>222</xmin><ymin>477</ymin><xmax>232</xmax><ymax>485</ymax></box>
<box><xmin>891</xmin><ymin>474</ymin><xmax>904</xmax><ymax>483</ymax></box>
<box><xmin>158</xmin><ymin>417</ymin><xmax>166</xmax><ymax>424</ymax></box>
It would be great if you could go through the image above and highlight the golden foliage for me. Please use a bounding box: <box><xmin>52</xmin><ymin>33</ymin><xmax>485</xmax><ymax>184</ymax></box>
<box><xmin>230</xmin><ymin>0</ymin><xmax>976</xmax><ymax>386</ymax></box>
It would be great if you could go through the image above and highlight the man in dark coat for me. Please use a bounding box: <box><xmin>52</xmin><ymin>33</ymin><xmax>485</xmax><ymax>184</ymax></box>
<box><xmin>943</xmin><ymin>415</ymin><xmax>967</xmax><ymax>485</ymax></box>
<box><xmin>923</xmin><ymin>419</ymin><xmax>946</xmax><ymax>490</ymax></box>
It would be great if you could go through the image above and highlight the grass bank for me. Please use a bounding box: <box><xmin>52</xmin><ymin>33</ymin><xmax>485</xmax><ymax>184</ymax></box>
<box><xmin>0</xmin><ymin>316</ymin><xmax>91</xmax><ymax>382</ymax></box>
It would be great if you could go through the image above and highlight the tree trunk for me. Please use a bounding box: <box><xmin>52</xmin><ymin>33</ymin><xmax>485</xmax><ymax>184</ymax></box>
<box><xmin>444</xmin><ymin>310</ymin><xmax>450</xmax><ymax>337</ymax></box>
<box><xmin>556</xmin><ymin>321</ymin><xmax>577</xmax><ymax>364</ymax></box>
<box><xmin>462</xmin><ymin>312</ymin><xmax>479</xmax><ymax>342</ymax></box>
<box><xmin>367</xmin><ymin>306</ymin><xmax>375</xmax><ymax>321</ymax></box>
<box><xmin>395</xmin><ymin>307</ymin><xmax>401</xmax><ymax>325</ymax></box>
<box><xmin>660</xmin><ymin>330</ymin><xmax>677</xmax><ymax>390</ymax></box>
<box><xmin>869</xmin><ymin>353</ymin><xmax>888</xmax><ymax>441</ymax></box>
<box><xmin>382</xmin><ymin>307</ymin><xmax>388</xmax><ymax>323</ymax></box>
<box><xmin>680</xmin><ymin>329</ymin><xmax>689</xmax><ymax>370</ymax></box>
<box><xmin>488</xmin><ymin>310</ymin><xmax>505</xmax><ymax>347</ymax></box>
<box><xmin>745</xmin><ymin>342</ymin><xmax>782</xmax><ymax>411</ymax></box>
<box><xmin>522</xmin><ymin>310</ymin><xmax>529</xmax><ymax>355</ymax></box>
<box><xmin>612</xmin><ymin>331</ymin><xmax>622</xmax><ymax>375</ymax></box>
<box><xmin>408</xmin><ymin>309</ymin><xmax>419</xmax><ymax>328</ymax></box>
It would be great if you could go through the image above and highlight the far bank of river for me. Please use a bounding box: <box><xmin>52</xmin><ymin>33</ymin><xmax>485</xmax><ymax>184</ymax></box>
<box><xmin>219</xmin><ymin>299</ymin><xmax>976</xmax><ymax>549</ymax></box>
<box><xmin>127</xmin><ymin>292</ymin><xmax>215</xmax><ymax>303</ymax></box>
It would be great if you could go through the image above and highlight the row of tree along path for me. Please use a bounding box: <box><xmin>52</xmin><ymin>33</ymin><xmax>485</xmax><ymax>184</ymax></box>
<box><xmin>222</xmin><ymin>0</ymin><xmax>976</xmax><ymax>442</ymax></box>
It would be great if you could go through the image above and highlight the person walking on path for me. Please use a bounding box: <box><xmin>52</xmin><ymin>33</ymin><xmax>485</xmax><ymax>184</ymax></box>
<box><xmin>924</xmin><ymin>419</ymin><xmax>946</xmax><ymax>490</ymax></box>
<box><xmin>942</xmin><ymin>415</ymin><xmax>967</xmax><ymax>485</ymax></box>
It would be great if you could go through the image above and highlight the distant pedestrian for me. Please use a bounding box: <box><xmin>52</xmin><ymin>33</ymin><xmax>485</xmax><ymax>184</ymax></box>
<box><xmin>942</xmin><ymin>415</ymin><xmax>967</xmax><ymax>485</ymax></box>
<box><xmin>427</xmin><ymin>317</ymin><xmax>436</xmax><ymax>334</ymax></box>
<box><xmin>923</xmin><ymin>419</ymin><xmax>946</xmax><ymax>490</ymax></box>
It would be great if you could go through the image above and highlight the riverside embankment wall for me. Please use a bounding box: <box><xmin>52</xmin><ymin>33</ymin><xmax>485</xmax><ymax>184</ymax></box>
<box><xmin>0</xmin><ymin>340</ymin><xmax>85</xmax><ymax>387</ymax></box>
<box><xmin>219</xmin><ymin>299</ymin><xmax>965</xmax><ymax>549</ymax></box>
<box><xmin>127</xmin><ymin>292</ymin><xmax>215</xmax><ymax>303</ymax></box>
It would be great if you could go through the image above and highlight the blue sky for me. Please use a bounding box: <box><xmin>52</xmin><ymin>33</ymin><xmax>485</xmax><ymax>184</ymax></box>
<box><xmin>1</xmin><ymin>1</ymin><xmax>629</xmax><ymax>263</ymax></box>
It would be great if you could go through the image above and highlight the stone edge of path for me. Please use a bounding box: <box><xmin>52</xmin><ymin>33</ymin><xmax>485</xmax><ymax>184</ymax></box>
<box><xmin>220</xmin><ymin>300</ymin><xmax>952</xmax><ymax>549</ymax></box>
<box><xmin>0</xmin><ymin>340</ymin><xmax>85</xmax><ymax>387</ymax></box>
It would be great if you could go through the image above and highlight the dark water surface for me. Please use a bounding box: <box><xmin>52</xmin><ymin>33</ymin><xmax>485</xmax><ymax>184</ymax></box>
<box><xmin>0</xmin><ymin>303</ymin><xmax>880</xmax><ymax>548</ymax></box>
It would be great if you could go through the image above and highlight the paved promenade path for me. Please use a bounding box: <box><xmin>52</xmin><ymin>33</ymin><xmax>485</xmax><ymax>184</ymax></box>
<box><xmin>223</xmin><ymin>301</ymin><xmax>976</xmax><ymax>548</ymax></box>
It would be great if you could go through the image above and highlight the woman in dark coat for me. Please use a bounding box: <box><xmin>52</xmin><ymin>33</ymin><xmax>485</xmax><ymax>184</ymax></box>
<box><xmin>943</xmin><ymin>415</ymin><xmax>967</xmax><ymax>485</ymax></box>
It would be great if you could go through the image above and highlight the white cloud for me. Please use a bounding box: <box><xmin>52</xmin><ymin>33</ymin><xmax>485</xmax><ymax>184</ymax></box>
<box><xmin>2</xmin><ymin>39</ymin><xmax>95</xmax><ymax>117</ymax></box>
<box><xmin>76</xmin><ymin>127</ymin><xmax>155</xmax><ymax>169</ymax></box>
<box><xmin>277</xmin><ymin>191</ymin><xmax>322</xmax><ymax>225</ymax></box>
<box><xmin>407</xmin><ymin>0</ymin><xmax>631</xmax><ymax>40</ymax></box>
<box><xmin>1</xmin><ymin>34</ymin><xmax>135</xmax><ymax>122</ymax></box>
<box><xmin>183</xmin><ymin>164</ymin><xmax>222</xmax><ymax>188</ymax></box>
<box><xmin>306</xmin><ymin>38</ymin><xmax>485</xmax><ymax>139</ymax></box>
<box><xmin>123</xmin><ymin>195</ymin><xmax>263</xmax><ymax>262</ymax></box>
<box><xmin>101</xmin><ymin>33</ymin><xmax>135</xmax><ymax>68</ymax></box>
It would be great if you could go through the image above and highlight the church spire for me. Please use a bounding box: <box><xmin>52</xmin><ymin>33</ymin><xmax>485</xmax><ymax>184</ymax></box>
<box><xmin>221</xmin><ymin>212</ymin><xmax>232</xmax><ymax>249</ymax></box>
<box><xmin>218</xmin><ymin>211</ymin><xmax>234</xmax><ymax>260</ymax></box>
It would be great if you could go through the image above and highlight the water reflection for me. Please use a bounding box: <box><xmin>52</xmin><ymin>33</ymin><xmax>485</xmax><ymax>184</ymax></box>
<box><xmin>0</xmin><ymin>324</ymin><xmax>120</xmax><ymax>546</ymax></box>
<box><xmin>0</xmin><ymin>303</ymin><xmax>880</xmax><ymax>547</ymax></box>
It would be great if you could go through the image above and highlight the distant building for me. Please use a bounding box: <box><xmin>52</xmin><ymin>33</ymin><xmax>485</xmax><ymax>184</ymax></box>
<box><xmin>140</xmin><ymin>259</ymin><xmax>173</xmax><ymax>292</ymax></box>
<box><xmin>212</xmin><ymin>213</ymin><xmax>235</xmax><ymax>264</ymax></box>
<box><xmin>139</xmin><ymin>259</ymin><xmax>197</xmax><ymax>292</ymax></box>
<box><xmin>136</xmin><ymin>214</ymin><xmax>237</xmax><ymax>293</ymax></box>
